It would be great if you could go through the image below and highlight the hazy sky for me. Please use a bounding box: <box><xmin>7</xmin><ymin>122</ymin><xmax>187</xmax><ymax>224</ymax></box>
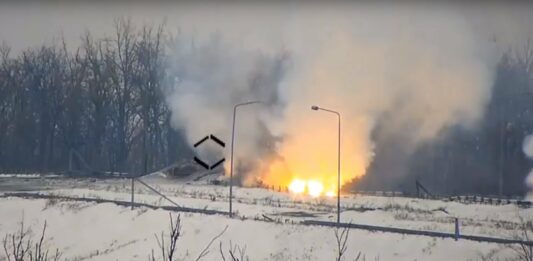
<box><xmin>1</xmin><ymin>1</ymin><xmax>532</xmax><ymax>53</ymax></box>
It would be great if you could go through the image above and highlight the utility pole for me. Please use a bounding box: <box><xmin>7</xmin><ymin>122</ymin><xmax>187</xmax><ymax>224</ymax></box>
<box><xmin>311</xmin><ymin>105</ymin><xmax>341</xmax><ymax>225</ymax></box>
<box><xmin>229</xmin><ymin>101</ymin><xmax>262</xmax><ymax>217</ymax></box>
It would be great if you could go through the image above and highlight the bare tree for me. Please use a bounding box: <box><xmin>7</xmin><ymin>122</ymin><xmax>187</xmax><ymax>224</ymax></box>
<box><xmin>219</xmin><ymin>241</ymin><xmax>249</xmax><ymax>261</ymax></box>
<box><xmin>133</xmin><ymin>22</ymin><xmax>167</xmax><ymax>174</ymax></box>
<box><xmin>82</xmin><ymin>32</ymin><xmax>114</xmax><ymax>171</ymax></box>
<box><xmin>110</xmin><ymin>17</ymin><xmax>139</xmax><ymax>172</ymax></box>
<box><xmin>193</xmin><ymin>225</ymin><xmax>228</xmax><ymax>261</ymax></box>
<box><xmin>149</xmin><ymin>213</ymin><xmax>228</xmax><ymax>261</ymax></box>
<box><xmin>3</xmin><ymin>218</ymin><xmax>31</xmax><ymax>261</ymax></box>
<box><xmin>335</xmin><ymin>226</ymin><xmax>349</xmax><ymax>261</ymax></box>
<box><xmin>510</xmin><ymin>215</ymin><xmax>533</xmax><ymax>261</ymax></box>
<box><xmin>0</xmin><ymin>43</ymin><xmax>14</xmax><ymax>168</ymax></box>
<box><xmin>334</xmin><ymin>225</ymin><xmax>362</xmax><ymax>261</ymax></box>
<box><xmin>2</xmin><ymin>218</ymin><xmax>61</xmax><ymax>261</ymax></box>
<box><xmin>149</xmin><ymin>213</ymin><xmax>181</xmax><ymax>261</ymax></box>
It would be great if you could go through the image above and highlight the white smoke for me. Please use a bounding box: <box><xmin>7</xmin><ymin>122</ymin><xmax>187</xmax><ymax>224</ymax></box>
<box><xmin>164</xmin><ymin>3</ymin><xmax>530</xmax><ymax>187</ymax></box>
<box><xmin>522</xmin><ymin>135</ymin><xmax>533</xmax><ymax>199</ymax></box>
<box><xmin>269</xmin><ymin>7</ymin><xmax>495</xmax><ymax>186</ymax></box>
<box><xmin>165</xmin><ymin>35</ymin><xmax>286</xmax><ymax>178</ymax></box>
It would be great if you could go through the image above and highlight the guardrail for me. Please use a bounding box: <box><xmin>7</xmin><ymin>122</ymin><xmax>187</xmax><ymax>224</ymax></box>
<box><xmin>352</xmin><ymin>190</ymin><xmax>532</xmax><ymax>208</ymax></box>
<box><xmin>0</xmin><ymin>192</ymin><xmax>227</xmax><ymax>216</ymax></box>
<box><xmin>302</xmin><ymin>220</ymin><xmax>533</xmax><ymax>246</ymax></box>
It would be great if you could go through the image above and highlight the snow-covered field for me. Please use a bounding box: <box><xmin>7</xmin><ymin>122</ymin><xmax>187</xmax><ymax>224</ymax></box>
<box><xmin>0</xmin><ymin>176</ymin><xmax>531</xmax><ymax>260</ymax></box>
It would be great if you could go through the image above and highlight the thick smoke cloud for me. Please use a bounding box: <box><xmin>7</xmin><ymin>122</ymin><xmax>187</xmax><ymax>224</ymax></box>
<box><xmin>165</xmin><ymin>5</ymin><xmax>500</xmax><ymax>189</ymax></box>
<box><xmin>166</xmin><ymin>36</ymin><xmax>287</xmax><ymax>183</ymax></box>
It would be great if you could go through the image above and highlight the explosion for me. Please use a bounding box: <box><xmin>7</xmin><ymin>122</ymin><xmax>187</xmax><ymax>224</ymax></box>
<box><xmin>166</xmin><ymin>6</ymin><xmax>495</xmax><ymax>197</ymax></box>
<box><xmin>288</xmin><ymin>179</ymin><xmax>335</xmax><ymax>197</ymax></box>
<box><xmin>288</xmin><ymin>179</ymin><xmax>306</xmax><ymax>194</ymax></box>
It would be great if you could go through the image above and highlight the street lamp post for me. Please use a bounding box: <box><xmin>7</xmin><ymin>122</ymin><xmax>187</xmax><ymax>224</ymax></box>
<box><xmin>229</xmin><ymin>101</ymin><xmax>262</xmax><ymax>217</ymax></box>
<box><xmin>311</xmin><ymin>105</ymin><xmax>341</xmax><ymax>225</ymax></box>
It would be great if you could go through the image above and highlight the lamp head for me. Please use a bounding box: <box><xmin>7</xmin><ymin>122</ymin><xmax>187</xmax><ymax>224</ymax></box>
<box><xmin>311</xmin><ymin>105</ymin><xmax>319</xmax><ymax>111</ymax></box>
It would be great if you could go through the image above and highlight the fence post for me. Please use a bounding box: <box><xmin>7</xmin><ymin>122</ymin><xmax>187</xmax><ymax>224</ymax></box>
<box><xmin>131</xmin><ymin>178</ymin><xmax>135</xmax><ymax>210</ymax></box>
<box><xmin>455</xmin><ymin>218</ymin><xmax>460</xmax><ymax>241</ymax></box>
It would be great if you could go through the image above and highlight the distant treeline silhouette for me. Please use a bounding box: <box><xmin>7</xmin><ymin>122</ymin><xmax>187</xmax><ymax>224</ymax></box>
<box><xmin>0</xmin><ymin>19</ymin><xmax>190</xmax><ymax>175</ymax></box>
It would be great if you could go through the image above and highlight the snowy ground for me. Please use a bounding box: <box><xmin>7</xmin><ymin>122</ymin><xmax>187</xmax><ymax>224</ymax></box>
<box><xmin>0</xmin><ymin>175</ymin><xmax>531</xmax><ymax>260</ymax></box>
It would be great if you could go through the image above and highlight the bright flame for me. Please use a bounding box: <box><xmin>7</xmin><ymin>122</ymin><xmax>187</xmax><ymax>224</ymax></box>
<box><xmin>250</xmin><ymin>91</ymin><xmax>371</xmax><ymax>197</ymax></box>
<box><xmin>288</xmin><ymin>179</ymin><xmax>306</xmax><ymax>194</ymax></box>
<box><xmin>307</xmin><ymin>180</ymin><xmax>324</xmax><ymax>197</ymax></box>
<box><xmin>253</xmin><ymin>106</ymin><xmax>371</xmax><ymax>198</ymax></box>
<box><xmin>288</xmin><ymin>179</ymin><xmax>329</xmax><ymax>197</ymax></box>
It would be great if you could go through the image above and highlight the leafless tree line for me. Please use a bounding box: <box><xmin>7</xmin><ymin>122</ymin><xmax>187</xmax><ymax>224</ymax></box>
<box><xmin>0</xmin><ymin>18</ymin><xmax>188</xmax><ymax>175</ymax></box>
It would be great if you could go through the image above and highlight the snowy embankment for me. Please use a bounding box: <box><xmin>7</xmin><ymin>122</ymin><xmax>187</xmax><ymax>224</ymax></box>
<box><xmin>0</xmin><ymin>197</ymin><xmax>511</xmax><ymax>261</ymax></box>
<box><xmin>0</xmin><ymin>176</ymin><xmax>531</xmax><ymax>260</ymax></box>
